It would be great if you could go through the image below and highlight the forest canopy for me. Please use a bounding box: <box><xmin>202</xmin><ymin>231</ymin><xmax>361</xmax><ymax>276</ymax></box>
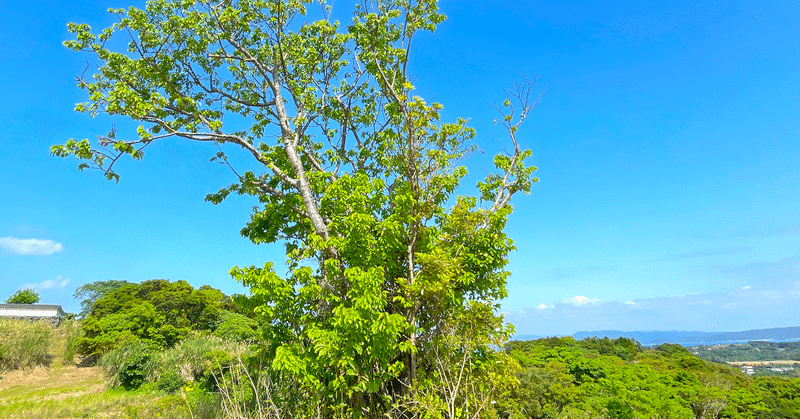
<box><xmin>78</xmin><ymin>279</ymin><xmax>239</xmax><ymax>356</ymax></box>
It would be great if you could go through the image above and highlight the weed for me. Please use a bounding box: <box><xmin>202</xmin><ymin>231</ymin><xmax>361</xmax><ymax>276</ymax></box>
<box><xmin>0</xmin><ymin>319</ymin><xmax>53</xmax><ymax>371</ymax></box>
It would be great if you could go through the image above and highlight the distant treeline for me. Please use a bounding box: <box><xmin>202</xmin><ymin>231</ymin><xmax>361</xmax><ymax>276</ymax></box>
<box><xmin>565</xmin><ymin>327</ymin><xmax>800</xmax><ymax>346</ymax></box>
<box><xmin>690</xmin><ymin>341</ymin><xmax>800</xmax><ymax>363</ymax></box>
<box><xmin>505</xmin><ymin>336</ymin><xmax>800</xmax><ymax>418</ymax></box>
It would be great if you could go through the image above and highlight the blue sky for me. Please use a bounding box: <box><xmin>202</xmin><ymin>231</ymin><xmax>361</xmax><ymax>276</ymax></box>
<box><xmin>1</xmin><ymin>0</ymin><xmax>798</xmax><ymax>336</ymax></box>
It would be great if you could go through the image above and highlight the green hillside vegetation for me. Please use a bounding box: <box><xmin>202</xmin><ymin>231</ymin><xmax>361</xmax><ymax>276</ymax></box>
<box><xmin>6</xmin><ymin>307</ymin><xmax>800</xmax><ymax>418</ymax></box>
<box><xmin>505</xmin><ymin>337</ymin><xmax>800</xmax><ymax>418</ymax></box>
<box><xmin>78</xmin><ymin>279</ymin><xmax>244</xmax><ymax>357</ymax></box>
<box><xmin>690</xmin><ymin>341</ymin><xmax>800</xmax><ymax>363</ymax></box>
<box><xmin>0</xmin><ymin>280</ymin><xmax>266</xmax><ymax>419</ymax></box>
<box><xmin>0</xmin><ymin>318</ymin><xmax>198</xmax><ymax>419</ymax></box>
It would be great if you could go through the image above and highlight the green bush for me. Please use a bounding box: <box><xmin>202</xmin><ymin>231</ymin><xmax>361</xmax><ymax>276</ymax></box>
<box><xmin>184</xmin><ymin>383</ymin><xmax>222</xmax><ymax>419</ymax></box>
<box><xmin>156</xmin><ymin>369</ymin><xmax>185</xmax><ymax>393</ymax></box>
<box><xmin>212</xmin><ymin>310</ymin><xmax>260</xmax><ymax>342</ymax></box>
<box><xmin>606</xmin><ymin>398</ymin><xmax>635</xmax><ymax>419</ymax></box>
<box><xmin>0</xmin><ymin>319</ymin><xmax>52</xmax><ymax>371</ymax></box>
<box><xmin>101</xmin><ymin>333</ymin><xmax>243</xmax><ymax>394</ymax></box>
<box><xmin>155</xmin><ymin>334</ymin><xmax>231</xmax><ymax>385</ymax></box>
<box><xmin>99</xmin><ymin>339</ymin><xmax>160</xmax><ymax>390</ymax></box>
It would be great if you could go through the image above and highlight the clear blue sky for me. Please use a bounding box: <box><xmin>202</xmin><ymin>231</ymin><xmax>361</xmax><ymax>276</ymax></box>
<box><xmin>1</xmin><ymin>0</ymin><xmax>798</xmax><ymax>336</ymax></box>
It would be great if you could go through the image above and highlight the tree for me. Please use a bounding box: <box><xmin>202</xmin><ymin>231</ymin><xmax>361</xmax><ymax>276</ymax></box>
<box><xmin>79</xmin><ymin>279</ymin><xmax>231</xmax><ymax>356</ymax></box>
<box><xmin>6</xmin><ymin>288</ymin><xmax>40</xmax><ymax>304</ymax></box>
<box><xmin>54</xmin><ymin>0</ymin><xmax>541</xmax><ymax>417</ymax></box>
<box><xmin>74</xmin><ymin>279</ymin><xmax>131</xmax><ymax>318</ymax></box>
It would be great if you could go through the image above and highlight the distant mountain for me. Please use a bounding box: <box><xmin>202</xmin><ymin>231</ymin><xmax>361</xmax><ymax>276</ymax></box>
<box><xmin>571</xmin><ymin>327</ymin><xmax>800</xmax><ymax>346</ymax></box>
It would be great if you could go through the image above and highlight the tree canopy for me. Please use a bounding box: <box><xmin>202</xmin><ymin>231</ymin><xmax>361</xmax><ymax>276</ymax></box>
<box><xmin>5</xmin><ymin>288</ymin><xmax>40</xmax><ymax>304</ymax></box>
<box><xmin>79</xmin><ymin>279</ymin><xmax>234</xmax><ymax>356</ymax></box>
<box><xmin>54</xmin><ymin>0</ymin><xmax>541</xmax><ymax>417</ymax></box>
<box><xmin>504</xmin><ymin>337</ymin><xmax>800</xmax><ymax>418</ymax></box>
<box><xmin>74</xmin><ymin>279</ymin><xmax>132</xmax><ymax>318</ymax></box>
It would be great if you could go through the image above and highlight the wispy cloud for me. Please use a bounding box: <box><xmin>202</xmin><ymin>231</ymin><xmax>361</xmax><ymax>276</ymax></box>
<box><xmin>0</xmin><ymin>237</ymin><xmax>63</xmax><ymax>255</ymax></box>
<box><xmin>563</xmin><ymin>295</ymin><xmax>601</xmax><ymax>305</ymax></box>
<box><xmin>21</xmin><ymin>276</ymin><xmax>70</xmax><ymax>290</ymax></box>
<box><xmin>677</xmin><ymin>246</ymin><xmax>750</xmax><ymax>259</ymax></box>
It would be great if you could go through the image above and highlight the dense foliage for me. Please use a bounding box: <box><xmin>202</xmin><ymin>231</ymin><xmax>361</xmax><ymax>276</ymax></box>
<box><xmin>5</xmin><ymin>288</ymin><xmax>40</xmax><ymax>304</ymax></box>
<box><xmin>74</xmin><ymin>279</ymin><xmax>132</xmax><ymax>319</ymax></box>
<box><xmin>505</xmin><ymin>337</ymin><xmax>800</xmax><ymax>419</ymax></box>
<box><xmin>79</xmin><ymin>279</ymin><xmax>236</xmax><ymax>356</ymax></box>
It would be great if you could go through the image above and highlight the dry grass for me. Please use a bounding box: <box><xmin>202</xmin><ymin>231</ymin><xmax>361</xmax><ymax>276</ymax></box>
<box><xmin>0</xmin><ymin>364</ymin><xmax>194</xmax><ymax>418</ymax></box>
<box><xmin>0</xmin><ymin>319</ymin><xmax>196</xmax><ymax>418</ymax></box>
<box><xmin>0</xmin><ymin>319</ymin><xmax>52</xmax><ymax>371</ymax></box>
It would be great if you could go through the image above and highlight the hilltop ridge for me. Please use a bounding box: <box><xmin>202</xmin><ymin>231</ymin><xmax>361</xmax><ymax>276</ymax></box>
<box><xmin>514</xmin><ymin>326</ymin><xmax>800</xmax><ymax>346</ymax></box>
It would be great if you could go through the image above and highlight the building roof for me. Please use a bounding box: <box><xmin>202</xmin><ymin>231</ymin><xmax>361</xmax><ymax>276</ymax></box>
<box><xmin>0</xmin><ymin>304</ymin><xmax>66</xmax><ymax>316</ymax></box>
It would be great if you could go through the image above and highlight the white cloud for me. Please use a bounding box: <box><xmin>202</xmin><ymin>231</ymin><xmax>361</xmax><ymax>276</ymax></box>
<box><xmin>742</xmin><ymin>285</ymin><xmax>751</xmax><ymax>290</ymax></box>
<box><xmin>624</xmin><ymin>300</ymin><xmax>636</xmax><ymax>305</ymax></box>
<box><xmin>564</xmin><ymin>295</ymin><xmax>601</xmax><ymax>305</ymax></box>
<box><xmin>537</xmin><ymin>304</ymin><xmax>548</xmax><ymax>309</ymax></box>
<box><xmin>0</xmin><ymin>237</ymin><xmax>63</xmax><ymax>255</ymax></box>
<box><xmin>21</xmin><ymin>276</ymin><xmax>71</xmax><ymax>291</ymax></box>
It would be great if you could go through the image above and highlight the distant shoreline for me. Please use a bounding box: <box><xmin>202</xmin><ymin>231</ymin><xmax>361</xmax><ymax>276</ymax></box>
<box><xmin>512</xmin><ymin>326</ymin><xmax>800</xmax><ymax>347</ymax></box>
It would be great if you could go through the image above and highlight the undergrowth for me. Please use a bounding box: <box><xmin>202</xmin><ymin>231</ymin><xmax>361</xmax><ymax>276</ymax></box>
<box><xmin>0</xmin><ymin>319</ymin><xmax>53</xmax><ymax>371</ymax></box>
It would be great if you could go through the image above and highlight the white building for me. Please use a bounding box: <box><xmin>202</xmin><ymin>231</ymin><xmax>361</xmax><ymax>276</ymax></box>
<box><xmin>0</xmin><ymin>304</ymin><xmax>66</xmax><ymax>326</ymax></box>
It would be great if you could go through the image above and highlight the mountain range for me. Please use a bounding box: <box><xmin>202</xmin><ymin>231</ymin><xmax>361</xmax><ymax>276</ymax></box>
<box><xmin>513</xmin><ymin>326</ymin><xmax>800</xmax><ymax>347</ymax></box>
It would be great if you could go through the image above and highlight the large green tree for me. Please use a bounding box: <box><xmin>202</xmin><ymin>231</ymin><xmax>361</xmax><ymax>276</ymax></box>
<box><xmin>79</xmin><ymin>279</ymin><xmax>231</xmax><ymax>356</ymax></box>
<box><xmin>54</xmin><ymin>0</ymin><xmax>540</xmax><ymax>417</ymax></box>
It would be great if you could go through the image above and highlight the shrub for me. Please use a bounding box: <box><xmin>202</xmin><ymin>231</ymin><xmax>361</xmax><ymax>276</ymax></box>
<box><xmin>98</xmin><ymin>339</ymin><xmax>160</xmax><ymax>390</ymax></box>
<box><xmin>0</xmin><ymin>319</ymin><xmax>52</xmax><ymax>371</ymax></box>
<box><xmin>212</xmin><ymin>310</ymin><xmax>260</xmax><ymax>342</ymax></box>
<box><xmin>156</xmin><ymin>369</ymin><xmax>185</xmax><ymax>393</ymax></box>
<box><xmin>102</xmin><ymin>334</ymin><xmax>242</xmax><ymax>393</ymax></box>
<box><xmin>155</xmin><ymin>334</ymin><xmax>234</xmax><ymax>385</ymax></box>
<box><xmin>184</xmin><ymin>383</ymin><xmax>223</xmax><ymax>419</ymax></box>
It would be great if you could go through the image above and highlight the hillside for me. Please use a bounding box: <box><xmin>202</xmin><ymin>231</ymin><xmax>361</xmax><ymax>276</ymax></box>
<box><xmin>690</xmin><ymin>341</ymin><xmax>800</xmax><ymax>363</ymax></box>
<box><xmin>505</xmin><ymin>336</ymin><xmax>800</xmax><ymax>417</ymax></box>
<box><xmin>0</xmin><ymin>319</ymin><xmax>195</xmax><ymax>419</ymax></box>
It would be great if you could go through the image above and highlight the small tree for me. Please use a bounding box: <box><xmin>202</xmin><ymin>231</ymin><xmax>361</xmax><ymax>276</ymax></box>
<box><xmin>6</xmin><ymin>288</ymin><xmax>40</xmax><ymax>304</ymax></box>
<box><xmin>54</xmin><ymin>0</ymin><xmax>542</xmax><ymax>416</ymax></box>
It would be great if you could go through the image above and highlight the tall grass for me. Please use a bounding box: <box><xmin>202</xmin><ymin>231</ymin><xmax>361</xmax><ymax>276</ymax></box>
<box><xmin>211</xmin><ymin>350</ymin><xmax>303</xmax><ymax>419</ymax></box>
<box><xmin>57</xmin><ymin>319</ymin><xmax>81</xmax><ymax>365</ymax></box>
<box><xmin>93</xmin><ymin>333</ymin><xmax>318</xmax><ymax>418</ymax></box>
<box><xmin>0</xmin><ymin>319</ymin><xmax>53</xmax><ymax>371</ymax></box>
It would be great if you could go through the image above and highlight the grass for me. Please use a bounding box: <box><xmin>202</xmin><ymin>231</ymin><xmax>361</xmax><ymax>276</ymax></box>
<box><xmin>0</xmin><ymin>320</ymin><xmax>264</xmax><ymax>418</ymax></box>
<box><xmin>0</xmin><ymin>319</ymin><xmax>201</xmax><ymax>418</ymax></box>
<box><xmin>0</xmin><ymin>364</ymin><xmax>199</xmax><ymax>419</ymax></box>
<box><xmin>0</xmin><ymin>319</ymin><xmax>53</xmax><ymax>371</ymax></box>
